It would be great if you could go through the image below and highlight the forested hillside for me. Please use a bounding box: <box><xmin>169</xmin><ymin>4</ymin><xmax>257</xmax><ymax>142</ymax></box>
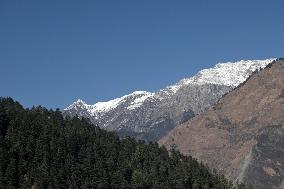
<box><xmin>0</xmin><ymin>98</ymin><xmax>249</xmax><ymax>189</ymax></box>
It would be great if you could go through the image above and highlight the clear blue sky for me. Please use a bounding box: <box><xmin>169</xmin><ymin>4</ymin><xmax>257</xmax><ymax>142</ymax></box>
<box><xmin>1</xmin><ymin>0</ymin><xmax>283</xmax><ymax>109</ymax></box>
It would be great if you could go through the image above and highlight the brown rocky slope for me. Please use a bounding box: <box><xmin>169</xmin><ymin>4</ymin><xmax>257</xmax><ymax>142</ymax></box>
<box><xmin>159</xmin><ymin>59</ymin><xmax>284</xmax><ymax>189</ymax></box>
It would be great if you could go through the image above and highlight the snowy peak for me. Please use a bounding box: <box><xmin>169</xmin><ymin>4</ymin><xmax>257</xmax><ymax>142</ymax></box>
<box><xmin>190</xmin><ymin>59</ymin><xmax>276</xmax><ymax>87</ymax></box>
<box><xmin>64</xmin><ymin>91</ymin><xmax>154</xmax><ymax>115</ymax></box>
<box><xmin>164</xmin><ymin>58</ymin><xmax>276</xmax><ymax>93</ymax></box>
<box><xmin>89</xmin><ymin>91</ymin><xmax>153</xmax><ymax>113</ymax></box>
<box><xmin>65</xmin><ymin>99</ymin><xmax>88</xmax><ymax>110</ymax></box>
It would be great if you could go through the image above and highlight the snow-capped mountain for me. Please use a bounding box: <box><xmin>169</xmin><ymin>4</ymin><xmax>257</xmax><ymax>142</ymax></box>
<box><xmin>65</xmin><ymin>91</ymin><xmax>154</xmax><ymax>118</ymax></box>
<box><xmin>63</xmin><ymin>58</ymin><xmax>276</xmax><ymax>141</ymax></box>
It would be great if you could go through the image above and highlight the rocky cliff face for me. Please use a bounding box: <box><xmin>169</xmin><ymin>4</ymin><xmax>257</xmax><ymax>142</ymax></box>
<box><xmin>63</xmin><ymin>59</ymin><xmax>275</xmax><ymax>141</ymax></box>
<box><xmin>159</xmin><ymin>59</ymin><xmax>284</xmax><ymax>189</ymax></box>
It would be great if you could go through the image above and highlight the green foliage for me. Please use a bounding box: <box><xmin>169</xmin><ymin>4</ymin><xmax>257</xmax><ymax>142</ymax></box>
<box><xmin>0</xmin><ymin>97</ymin><xmax>250</xmax><ymax>189</ymax></box>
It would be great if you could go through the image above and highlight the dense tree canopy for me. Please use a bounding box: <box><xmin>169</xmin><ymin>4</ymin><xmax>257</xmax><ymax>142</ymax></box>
<box><xmin>0</xmin><ymin>98</ymin><xmax>250</xmax><ymax>189</ymax></box>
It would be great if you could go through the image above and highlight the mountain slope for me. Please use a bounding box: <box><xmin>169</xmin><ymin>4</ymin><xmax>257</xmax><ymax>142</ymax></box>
<box><xmin>0</xmin><ymin>97</ymin><xmax>249</xmax><ymax>189</ymax></box>
<box><xmin>159</xmin><ymin>58</ymin><xmax>284</xmax><ymax>189</ymax></box>
<box><xmin>63</xmin><ymin>59</ymin><xmax>275</xmax><ymax>141</ymax></box>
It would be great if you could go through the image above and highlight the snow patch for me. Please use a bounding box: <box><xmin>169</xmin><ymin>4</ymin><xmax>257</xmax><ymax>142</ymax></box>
<box><xmin>65</xmin><ymin>99</ymin><xmax>88</xmax><ymax>110</ymax></box>
<box><xmin>127</xmin><ymin>92</ymin><xmax>154</xmax><ymax>110</ymax></box>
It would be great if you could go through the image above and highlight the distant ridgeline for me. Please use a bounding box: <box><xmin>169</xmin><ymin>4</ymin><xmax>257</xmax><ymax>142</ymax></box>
<box><xmin>0</xmin><ymin>97</ymin><xmax>251</xmax><ymax>189</ymax></box>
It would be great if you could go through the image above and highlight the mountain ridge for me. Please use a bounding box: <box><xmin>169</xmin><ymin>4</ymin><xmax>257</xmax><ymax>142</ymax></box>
<box><xmin>65</xmin><ymin>58</ymin><xmax>276</xmax><ymax>113</ymax></box>
<box><xmin>63</xmin><ymin>58</ymin><xmax>276</xmax><ymax>141</ymax></box>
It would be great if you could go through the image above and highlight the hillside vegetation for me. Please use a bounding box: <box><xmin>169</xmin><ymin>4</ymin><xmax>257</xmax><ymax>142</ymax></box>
<box><xmin>0</xmin><ymin>98</ymin><xmax>249</xmax><ymax>189</ymax></box>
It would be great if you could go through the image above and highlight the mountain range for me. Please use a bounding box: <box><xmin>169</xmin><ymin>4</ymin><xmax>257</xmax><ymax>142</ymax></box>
<box><xmin>63</xmin><ymin>58</ymin><xmax>275</xmax><ymax>141</ymax></box>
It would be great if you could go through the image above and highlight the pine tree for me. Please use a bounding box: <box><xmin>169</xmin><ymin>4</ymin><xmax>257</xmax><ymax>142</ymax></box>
<box><xmin>4</xmin><ymin>158</ymin><xmax>18</xmax><ymax>189</ymax></box>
